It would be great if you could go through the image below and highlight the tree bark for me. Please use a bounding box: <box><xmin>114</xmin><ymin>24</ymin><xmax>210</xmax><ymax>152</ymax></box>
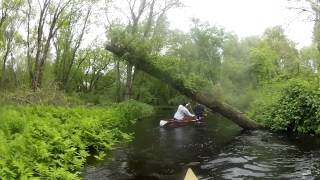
<box><xmin>115</xmin><ymin>57</ymin><xmax>122</xmax><ymax>102</ymax></box>
<box><xmin>125</xmin><ymin>62</ymin><xmax>133</xmax><ymax>100</ymax></box>
<box><xmin>106</xmin><ymin>44</ymin><xmax>263</xmax><ymax>130</ymax></box>
<box><xmin>1</xmin><ymin>34</ymin><xmax>12</xmax><ymax>87</ymax></box>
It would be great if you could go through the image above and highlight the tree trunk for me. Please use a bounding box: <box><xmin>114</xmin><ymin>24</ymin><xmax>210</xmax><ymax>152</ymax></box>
<box><xmin>115</xmin><ymin>58</ymin><xmax>122</xmax><ymax>102</ymax></box>
<box><xmin>125</xmin><ymin>63</ymin><xmax>133</xmax><ymax>100</ymax></box>
<box><xmin>1</xmin><ymin>47</ymin><xmax>9</xmax><ymax>87</ymax></box>
<box><xmin>32</xmin><ymin>69</ymin><xmax>40</xmax><ymax>91</ymax></box>
<box><xmin>106</xmin><ymin>44</ymin><xmax>263</xmax><ymax>130</ymax></box>
<box><xmin>1</xmin><ymin>30</ymin><xmax>13</xmax><ymax>88</ymax></box>
<box><xmin>1</xmin><ymin>60</ymin><xmax>6</xmax><ymax>88</ymax></box>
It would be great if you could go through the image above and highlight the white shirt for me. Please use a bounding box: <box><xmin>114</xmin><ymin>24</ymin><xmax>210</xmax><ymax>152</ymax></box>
<box><xmin>174</xmin><ymin>105</ymin><xmax>195</xmax><ymax>120</ymax></box>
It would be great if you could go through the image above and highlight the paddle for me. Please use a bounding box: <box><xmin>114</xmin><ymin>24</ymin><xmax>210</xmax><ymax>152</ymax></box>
<box><xmin>159</xmin><ymin>120</ymin><xmax>170</xmax><ymax>127</ymax></box>
<box><xmin>188</xmin><ymin>103</ymin><xmax>195</xmax><ymax>114</ymax></box>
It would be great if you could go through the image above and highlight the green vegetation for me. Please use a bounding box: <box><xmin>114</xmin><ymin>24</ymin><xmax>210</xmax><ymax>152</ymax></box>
<box><xmin>3</xmin><ymin>0</ymin><xmax>320</xmax><ymax>178</ymax></box>
<box><xmin>252</xmin><ymin>79</ymin><xmax>320</xmax><ymax>135</ymax></box>
<box><xmin>0</xmin><ymin>101</ymin><xmax>154</xmax><ymax>179</ymax></box>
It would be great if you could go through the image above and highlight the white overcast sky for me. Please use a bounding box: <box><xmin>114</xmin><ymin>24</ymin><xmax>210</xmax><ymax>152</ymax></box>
<box><xmin>166</xmin><ymin>0</ymin><xmax>314</xmax><ymax>48</ymax></box>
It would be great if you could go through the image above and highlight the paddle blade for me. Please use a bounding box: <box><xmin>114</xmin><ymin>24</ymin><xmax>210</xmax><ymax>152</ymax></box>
<box><xmin>159</xmin><ymin>120</ymin><xmax>168</xmax><ymax>127</ymax></box>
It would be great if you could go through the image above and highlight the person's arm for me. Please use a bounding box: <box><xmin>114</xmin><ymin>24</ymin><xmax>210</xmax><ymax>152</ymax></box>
<box><xmin>182</xmin><ymin>106</ymin><xmax>195</xmax><ymax>117</ymax></box>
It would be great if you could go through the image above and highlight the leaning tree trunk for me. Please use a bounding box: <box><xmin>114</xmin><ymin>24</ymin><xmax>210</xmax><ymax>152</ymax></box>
<box><xmin>106</xmin><ymin>44</ymin><xmax>263</xmax><ymax>130</ymax></box>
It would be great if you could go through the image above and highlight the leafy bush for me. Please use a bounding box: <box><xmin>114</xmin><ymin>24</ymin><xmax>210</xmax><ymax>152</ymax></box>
<box><xmin>256</xmin><ymin>80</ymin><xmax>320</xmax><ymax>134</ymax></box>
<box><xmin>0</xmin><ymin>100</ymin><xmax>154</xmax><ymax>179</ymax></box>
<box><xmin>113</xmin><ymin>100</ymin><xmax>154</xmax><ymax>126</ymax></box>
<box><xmin>248</xmin><ymin>81</ymin><xmax>285</xmax><ymax>121</ymax></box>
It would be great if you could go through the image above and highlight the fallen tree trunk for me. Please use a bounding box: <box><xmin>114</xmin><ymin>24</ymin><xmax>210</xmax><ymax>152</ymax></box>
<box><xmin>106</xmin><ymin>44</ymin><xmax>263</xmax><ymax>130</ymax></box>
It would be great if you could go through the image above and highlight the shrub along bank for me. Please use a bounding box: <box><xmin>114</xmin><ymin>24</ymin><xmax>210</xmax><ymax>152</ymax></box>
<box><xmin>0</xmin><ymin>100</ymin><xmax>154</xmax><ymax>179</ymax></box>
<box><xmin>252</xmin><ymin>80</ymin><xmax>320</xmax><ymax>135</ymax></box>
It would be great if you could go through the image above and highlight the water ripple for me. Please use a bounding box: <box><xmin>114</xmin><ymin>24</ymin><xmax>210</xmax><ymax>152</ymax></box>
<box><xmin>199</xmin><ymin>130</ymin><xmax>320</xmax><ymax>179</ymax></box>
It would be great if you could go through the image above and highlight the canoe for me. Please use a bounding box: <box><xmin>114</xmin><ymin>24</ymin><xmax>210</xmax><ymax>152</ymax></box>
<box><xmin>184</xmin><ymin>168</ymin><xmax>198</xmax><ymax>180</ymax></box>
<box><xmin>159</xmin><ymin>118</ymin><xmax>204</xmax><ymax>128</ymax></box>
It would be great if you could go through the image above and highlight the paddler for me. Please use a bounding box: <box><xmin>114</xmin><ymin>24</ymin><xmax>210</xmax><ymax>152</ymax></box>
<box><xmin>194</xmin><ymin>103</ymin><xmax>205</xmax><ymax>120</ymax></box>
<box><xmin>173</xmin><ymin>102</ymin><xmax>195</xmax><ymax>121</ymax></box>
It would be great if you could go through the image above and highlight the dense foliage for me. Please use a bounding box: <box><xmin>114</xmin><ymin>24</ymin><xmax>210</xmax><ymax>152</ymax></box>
<box><xmin>0</xmin><ymin>100</ymin><xmax>154</xmax><ymax>179</ymax></box>
<box><xmin>2</xmin><ymin>1</ymin><xmax>320</xmax><ymax>178</ymax></box>
<box><xmin>253</xmin><ymin>80</ymin><xmax>320</xmax><ymax>135</ymax></box>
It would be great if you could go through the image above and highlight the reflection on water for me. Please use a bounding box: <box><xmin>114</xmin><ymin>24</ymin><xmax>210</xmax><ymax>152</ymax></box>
<box><xmin>82</xmin><ymin>111</ymin><xmax>320</xmax><ymax>180</ymax></box>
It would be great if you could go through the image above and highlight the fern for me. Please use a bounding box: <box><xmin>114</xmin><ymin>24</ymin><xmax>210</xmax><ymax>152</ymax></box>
<box><xmin>0</xmin><ymin>100</ymin><xmax>154</xmax><ymax>179</ymax></box>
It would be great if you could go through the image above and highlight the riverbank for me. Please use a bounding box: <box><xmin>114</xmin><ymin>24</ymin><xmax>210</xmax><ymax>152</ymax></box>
<box><xmin>0</xmin><ymin>100</ymin><xmax>154</xmax><ymax>179</ymax></box>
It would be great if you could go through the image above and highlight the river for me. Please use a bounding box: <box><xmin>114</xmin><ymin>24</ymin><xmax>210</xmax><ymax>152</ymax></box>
<box><xmin>82</xmin><ymin>110</ymin><xmax>320</xmax><ymax>179</ymax></box>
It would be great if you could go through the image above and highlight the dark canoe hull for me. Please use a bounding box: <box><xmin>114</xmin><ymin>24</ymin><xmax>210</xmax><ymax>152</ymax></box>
<box><xmin>160</xmin><ymin>118</ymin><xmax>205</xmax><ymax>128</ymax></box>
